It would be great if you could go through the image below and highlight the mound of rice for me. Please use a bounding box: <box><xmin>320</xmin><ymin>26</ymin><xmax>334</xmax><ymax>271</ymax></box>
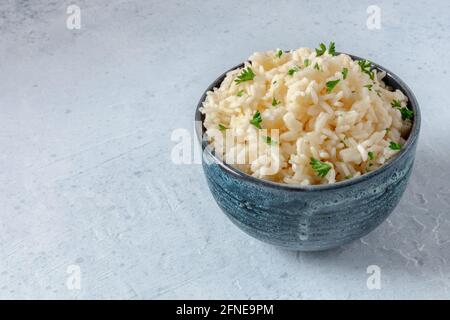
<box><xmin>200</xmin><ymin>45</ymin><xmax>412</xmax><ymax>185</ymax></box>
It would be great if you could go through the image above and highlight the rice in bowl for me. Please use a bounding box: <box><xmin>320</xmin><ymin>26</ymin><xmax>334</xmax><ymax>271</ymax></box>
<box><xmin>200</xmin><ymin>44</ymin><xmax>413</xmax><ymax>185</ymax></box>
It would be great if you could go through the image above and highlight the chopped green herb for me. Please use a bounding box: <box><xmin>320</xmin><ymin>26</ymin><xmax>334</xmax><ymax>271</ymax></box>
<box><xmin>399</xmin><ymin>107</ymin><xmax>414</xmax><ymax>120</ymax></box>
<box><xmin>235</xmin><ymin>67</ymin><xmax>255</xmax><ymax>84</ymax></box>
<box><xmin>250</xmin><ymin>111</ymin><xmax>262</xmax><ymax>129</ymax></box>
<box><xmin>288</xmin><ymin>67</ymin><xmax>299</xmax><ymax>76</ymax></box>
<box><xmin>391</xmin><ymin>100</ymin><xmax>402</xmax><ymax>109</ymax></box>
<box><xmin>264</xmin><ymin>136</ymin><xmax>278</xmax><ymax>146</ymax></box>
<box><xmin>236</xmin><ymin>89</ymin><xmax>244</xmax><ymax>97</ymax></box>
<box><xmin>328</xmin><ymin>41</ymin><xmax>336</xmax><ymax>56</ymax></box>
<box><xmin>314</xmin><ymin>63</ymin><xmax>320</xmax><ymax>70</ymax></box>
<box><xmin>272</xmin><ymin>97</ymin><xmax>280</xmax><ymax>106</ymax></box>
<box><xmin>315</xmin><ymin>42</ymin><xmax>336</xmax><ymax>56</ymax></box>
<box><xmin>276</xmin><ymin>49</ymin><xmax>283</xmax><ymax>58</ymax></box>
<box><xmin>288</xmin><ymin>67</ymin><xmax>298</xmax><ymax>76</ymax></box>
<box><xmin>368</xmin><ymin>151</ymin><xmax>374</xmax><ymax>160</ymax></box>
<box><xmin>345</xmin><ymin>175</ymin><xmax>352</xmax><ymax>180</ymax></box>
<box><xmin>273</xmin><ymin>80</ymin><xmax>277</xmax><ymax>84</ymax></box>
<box><xmin>310</xmin><ymin>157</ymin><xmax>332</xmax><ymax>178</ymax></box>
<box><xmin>326</xmin><ymin>79</ymin><xmax>340</xmax><ymax>93</ymax></box>
<box><xmin>357</xmin><ymin>60</ymin><xmax>374</xmax><ymax>80</ymax></box>
<box><xmin>342</xmin><ymin>67</ymin><xmax>348</xmax><ymax>79</ymax></box>
<box><xmin>218</xmin><ymin>124</ymin><xmax>227</xmax><ymax>131</ymax></box>
<box><xmin>315</xmin><ymin>43</ymin><xmax>327</xmax><ymax>56</ymax></box>
<box><xmin>364</xmin><ymin>84</ymin><xmax>373</xmax><ymax>91</ymax></box>
<box><xmin>304</xmin><ymin>59</ymin><xmax>310</xmax><ymax>67</ymax></box>
<box><xmin>389</xmin><ymin>141</ymin><xmax>402</xmax><ymax>150</ymax></box>
<box><xmin>375</xmin><ymin>89</ymin><xmax>382</xmax><ymax>97</ymax></box>
<box><xmin>391</xmin><ymin>100</ymin><xmax>413</xmax><ymax>120</ymax></box>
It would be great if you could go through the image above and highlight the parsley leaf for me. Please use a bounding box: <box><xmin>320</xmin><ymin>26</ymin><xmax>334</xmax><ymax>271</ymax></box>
<box><xmin>342</xmin><ymin>67</ymin><xmax>348</xmax><ymax>79</ymax></box>
<box><xmin>357</xmin><ymin>60</ymin><xmax>374</xmax><ymax>80</ymax></box>
<box><xmin>314</xmin><ymin>63</ymin><xmax>320</xmax><ymax>70</ymax></box>
<box><xmin>326</xmin><ymin>79</ymin><xmax>340</xmax><ymax>93</ymax></box>
<box><xmin>364</xmin><ymin>84</ymin><xmax>373</xmax><ymax>91</ymax></box>
<box><xmin>315</xmin><ymin>42</ymin><xmax>336</xmax><ymax>56</ymax></box>
<box><xmin>304</xmin><ymin>59</ymin><xmax>310</xmax><ymax>67</ymax></box>
<box><xmin>391</xmin><ymin>100</ymin><xmax>413</xmax><ymax>120</ymax></box>
<box><xmin>218</xmin><ymin>124</ymin><xmax>227</xmax><ymax>131</ymax></box>
<box><xmin>236</xmin><ymin>89</ymin><xmax>244</xmax><ymax>97</ymax></box>
<box><xmin>264</xmin><ymin>136</ymin><xmax>278</xmax><ymax>146</ymax></box>
<box><xmin>329</xmin><ymin>41</ymin><xmax>336</xmax><ymax>56</ymax></box>
<box><xmin>391</xmin><ymin>100</ymin><xmax>402</xmax><ymax>109</ymax></box>
<box><xmin>315</xmin><ymin>43</ymin><xmax>327</xmax><ymax>56</ymax></box>
<box><xmin>235</xmin><ymin>67</ymin><xmax>255</xmax><ymax>84</ymax></box>
<box><xmin>368</xmin><ymin>151</ymin><xmax>374</xmax><ymax>160</ymax></box>
<box><xmin>276</xmin><ymin>49</ymin><xmax>283</xmax><ymax>58</ymax></box>
<box><xmin>344</xmin><ymin>175</ymin><xmax>352</xmax><ymax>180</ymax></box>
<box><xmin>310</xmin><ymin>157</ymin><xmax>331</xmax><ymax>178</ymax></box>
<box><xmin>250</xmin><ymin>111</ymin><xmax>262</xmax><ymax>129</ymax></box>
<box><xmin>389</xmin><ymin>141</ymin><xmax>402</xmax><ymax>150</ymax></box>
<box><xmin>272</xmin><ymin>97</ymin><xmax>280</xmax><ymax>106</ymax></box>
<box><xmin>288</xmin><ymin>67</ymin><xmax>299</xmax><ymax>76</ymax></box>
<box><xmin>399</xmin><ymin>107</ymin><xmax>414</xmax><ymax>120</ymax></box>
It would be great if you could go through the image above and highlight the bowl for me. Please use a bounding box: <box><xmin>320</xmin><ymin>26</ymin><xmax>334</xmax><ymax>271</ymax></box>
<box><xmin>195</xmin><ymin>53</ymin><xmax>421</xmax><ymax>251</ymax></box>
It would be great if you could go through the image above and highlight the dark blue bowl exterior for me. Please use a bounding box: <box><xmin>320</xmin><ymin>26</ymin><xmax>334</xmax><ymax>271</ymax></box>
<box><xmin>202</xmin><ymin>144</ymin><xmax>416</xmax><ymax>251</ymax></box>
<box><xmin>197</xmin><ymin>54</ymin><xmax>420</xmax><ymax>251</ymax></box>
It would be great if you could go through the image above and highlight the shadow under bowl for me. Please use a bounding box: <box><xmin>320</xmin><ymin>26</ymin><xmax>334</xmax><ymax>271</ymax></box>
<box><xmin>195</xmin><ymin>53</ymin><xmax>421</xmax><ymax>251</ymax></box>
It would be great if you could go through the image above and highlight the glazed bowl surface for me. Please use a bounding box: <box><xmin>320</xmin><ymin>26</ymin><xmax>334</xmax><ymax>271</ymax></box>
<box><xmin>195</xmin><ymin>53</ymin><xmax>421</xmax><ymax>251</ymax></box>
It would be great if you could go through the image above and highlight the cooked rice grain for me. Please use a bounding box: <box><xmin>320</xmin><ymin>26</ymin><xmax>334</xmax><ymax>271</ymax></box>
<box><xmin>201</xmin><ymin>47</ymin><xmax>412</xmax><ymax>185</ymax></box>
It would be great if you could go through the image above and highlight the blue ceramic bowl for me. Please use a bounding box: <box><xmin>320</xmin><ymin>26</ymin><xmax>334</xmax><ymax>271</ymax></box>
<box><xmin>195</xmin><ymin>54</ymin><xmax>420</xmax><ymax>251</ymax></box>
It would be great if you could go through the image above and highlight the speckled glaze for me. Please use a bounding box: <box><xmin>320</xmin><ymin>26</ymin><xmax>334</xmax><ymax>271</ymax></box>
<box><xmin>196</xmin><ymin>54</ymin><xmax>421</xmax><ymax>251</ymax></box>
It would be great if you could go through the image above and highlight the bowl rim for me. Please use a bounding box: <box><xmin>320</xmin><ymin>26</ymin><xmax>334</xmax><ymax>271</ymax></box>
<box><xmin>195</xmin><ymin>52</ymin><xmax>421</xmax><ymax>192</ymax></box>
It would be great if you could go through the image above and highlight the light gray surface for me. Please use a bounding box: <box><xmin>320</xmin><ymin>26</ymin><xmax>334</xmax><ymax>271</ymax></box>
<box><xmin>1</xmin><ymin>0</ymin><xmax>449</xmax><ymax>299</ymax></box>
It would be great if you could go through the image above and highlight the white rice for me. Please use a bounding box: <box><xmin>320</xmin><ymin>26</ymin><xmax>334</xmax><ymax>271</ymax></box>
<box><xmin>200</xmin><ymin>47</ymin><xmax>412</xmax><ymax>185</ymax></box>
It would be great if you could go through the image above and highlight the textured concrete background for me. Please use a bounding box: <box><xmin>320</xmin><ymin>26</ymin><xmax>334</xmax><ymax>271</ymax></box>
<box><xmin>1</xmin><ymin>0</ymin><xmax>450</xmax><ymax>299</ymax></box>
